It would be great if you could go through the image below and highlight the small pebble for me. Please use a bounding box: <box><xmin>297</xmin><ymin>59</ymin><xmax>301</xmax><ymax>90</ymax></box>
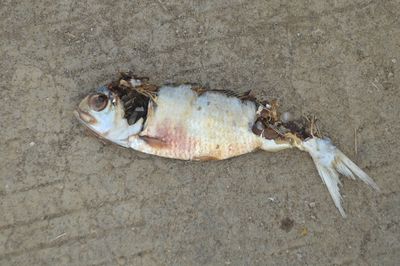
<box><xmin>300</xmin><ymin>227</ymin><xmax>308</xmax><ymax>236</ymax></box>
<box><xmin>29</xmin><ymin>142</ymin><xmax>35</xmax><ymax>147</ymax></box>
<box><xmin>308</xmin><ymin>202</ymin><xmax>316</xmax><ymax>208</ymax></box>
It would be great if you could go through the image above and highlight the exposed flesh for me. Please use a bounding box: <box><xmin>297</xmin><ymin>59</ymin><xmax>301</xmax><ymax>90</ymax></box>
<box><xmin>129</xmin><ymin>85</ymin><xmax>263</xmax><ymax>160</ymax></box>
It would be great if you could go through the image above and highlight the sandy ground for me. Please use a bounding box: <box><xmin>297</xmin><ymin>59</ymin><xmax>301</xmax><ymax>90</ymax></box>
<box><xmin>1</xmin><ymin>0</ymin><xmax>400</xmax><ymax>265</ymax></box>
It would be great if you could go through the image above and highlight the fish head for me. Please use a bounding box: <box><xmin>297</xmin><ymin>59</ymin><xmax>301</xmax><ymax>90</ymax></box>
<box><xmin>74</xmin><ymin>85</ymin><xmax>133</xmax><ymax>147</ymax></box>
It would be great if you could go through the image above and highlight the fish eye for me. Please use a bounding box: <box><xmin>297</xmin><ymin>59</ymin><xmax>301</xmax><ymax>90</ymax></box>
<box><xmin>89</xmin><ymin>93</ymin><xmax>108</xmax><ymax>112</ymax></box>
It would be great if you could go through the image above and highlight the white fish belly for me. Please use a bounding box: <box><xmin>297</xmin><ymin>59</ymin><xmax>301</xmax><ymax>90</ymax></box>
<box><xmin>131</xmin><ymin>85</ymin><xmax>262</xmax><ymax>160</ymax></box>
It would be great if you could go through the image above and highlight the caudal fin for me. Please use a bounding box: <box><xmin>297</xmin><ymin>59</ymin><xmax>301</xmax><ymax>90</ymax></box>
<box><xmin>301</xmin><ymin>137</ymin><xmax>379</xmax><ymax>217</ymax></box>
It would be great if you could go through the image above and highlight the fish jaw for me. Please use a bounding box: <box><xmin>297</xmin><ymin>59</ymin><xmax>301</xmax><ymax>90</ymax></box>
<box><xmin>74</xmin><ymin>107</ymin><xmax>97</xmax><ymax>125</ymax></box>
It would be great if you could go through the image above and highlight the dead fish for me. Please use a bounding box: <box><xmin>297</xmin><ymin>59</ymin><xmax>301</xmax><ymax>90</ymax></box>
<box><xmin>74</xmin><ymin>73</ymin><xmax>379</xmax><ymax>217</ymax></box>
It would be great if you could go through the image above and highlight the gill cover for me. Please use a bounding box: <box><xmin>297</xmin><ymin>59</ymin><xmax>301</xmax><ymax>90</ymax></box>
<box><xmin>75</xmin><ymin>86</ymin><xmax>143</xmax><ymax>147</ymax></box>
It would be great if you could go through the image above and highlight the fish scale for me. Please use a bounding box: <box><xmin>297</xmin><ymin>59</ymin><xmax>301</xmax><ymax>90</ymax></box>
<box><xmin>132</xmin><ymin>85</ymin><xmax>261</xmax><ymax>160</ymax></box>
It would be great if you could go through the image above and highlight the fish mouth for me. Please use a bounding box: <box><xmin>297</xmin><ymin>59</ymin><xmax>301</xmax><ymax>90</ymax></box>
<box><xmin>74</xmin><ymin>108</ymin><xmax>129</xmax><ymax>147</ymax></box>
<box><xmin>74</xmin><ymin>107</ymin><xmax>97</xmax><ymax>124</ymax></box>
<box><xmin>74</xmin><ymin>109</ymin><xmax>107</xmax><ymax>140</ymax></box>
<box><xmin>74</xmin><ymin>108</ymin><xmax>101</xmax><ymax>136</ymax></box>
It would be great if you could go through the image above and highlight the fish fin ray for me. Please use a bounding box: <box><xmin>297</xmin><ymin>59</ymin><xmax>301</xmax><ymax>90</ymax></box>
<box><xmin>301</xmin><ymin>137</ymin><xmax>379</xmax><ymax>217</ymax></box>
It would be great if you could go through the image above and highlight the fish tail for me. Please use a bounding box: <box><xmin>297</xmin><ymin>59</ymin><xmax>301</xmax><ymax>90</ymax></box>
<box><xmin>299</xmin><ymin>137</ymin><xmax>379</xmax><ymax>217</ymax></box>
<box><xmin>256</xmin><ymin>105</ymin><xmax>378</xmax><ymax>216</ymax></box>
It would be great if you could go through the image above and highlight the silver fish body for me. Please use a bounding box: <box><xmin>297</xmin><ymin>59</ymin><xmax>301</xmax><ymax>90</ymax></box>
<box><xmin>75</xmin><ymin>76</ymin><xmax>379</xmax><ymax>217</ymax></box>
<box><xmin>129</xmin><ymin>85</ymin><xmax>265</xmax><ymax>160</ymax></box>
